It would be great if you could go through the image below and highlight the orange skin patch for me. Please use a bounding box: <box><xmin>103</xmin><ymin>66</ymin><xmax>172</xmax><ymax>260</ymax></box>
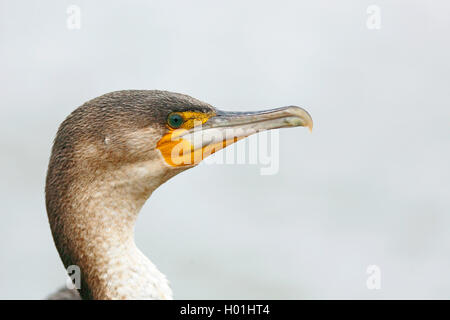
<box><xmin>156</xmin><ymin>111</ymin><xmax>244</xmax><ymax>167</ymax></box>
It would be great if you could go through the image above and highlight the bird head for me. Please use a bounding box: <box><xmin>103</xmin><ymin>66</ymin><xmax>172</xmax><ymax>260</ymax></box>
<box><xmin>45</xmin><ymin>90</ymin><xmax>313</xmax><ymax>300</ymax></box>
<box><xmin>47</xmin><ymin>90</ymin><xmax>313</xmax><ymax>196</ymax></box>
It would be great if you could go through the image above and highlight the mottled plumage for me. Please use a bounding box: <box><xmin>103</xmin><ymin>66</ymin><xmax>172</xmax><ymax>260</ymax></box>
<box><xmin>46</xmin><ymin>90</ymin><xmax>312</xmax><ymax>299</ymax></box>
<box><xmin>47</xmin><ymin>90</ymin><xmax>213</xmax><ymax>299</ymax></box>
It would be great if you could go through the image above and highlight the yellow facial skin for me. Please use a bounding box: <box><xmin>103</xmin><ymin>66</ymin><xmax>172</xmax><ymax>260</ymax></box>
<box><xmin>157</xmin><ymin>111</ymin><xmax>229</xmax><ymax>167</ymax></box>
<box><xmin>157</xmin><ymin>106</ymin><xmax>314</xmax><ymax>167</ymax></box>
<box><xmin>167</xmin><ymin>111</ymin><xmax>212</xmax><ymax>130</ymax></box>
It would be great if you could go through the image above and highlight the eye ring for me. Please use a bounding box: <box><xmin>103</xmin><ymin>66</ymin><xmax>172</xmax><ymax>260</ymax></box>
<box><xmin>167</xmin><ymin>113</ymin><xmax>184</xmax><ymax>129</ymax></box>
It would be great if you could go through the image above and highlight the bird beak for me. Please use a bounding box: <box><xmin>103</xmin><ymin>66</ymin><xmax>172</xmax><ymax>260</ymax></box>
<box><xmin>157</xmin><ymin>106</ymin><xmax>313</xmax><ymax>167</ymax></box>
<box><xmin>205</xmin><ymin>106</ymin><xmax>313</xmax><ymax>133</ymax></box>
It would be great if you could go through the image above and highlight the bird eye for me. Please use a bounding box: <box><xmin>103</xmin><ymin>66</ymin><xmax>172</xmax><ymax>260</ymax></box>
<box><xmin>167</xmin><ymin>113</ymin><xmax>184</xmax><ymax>129</ymax></box>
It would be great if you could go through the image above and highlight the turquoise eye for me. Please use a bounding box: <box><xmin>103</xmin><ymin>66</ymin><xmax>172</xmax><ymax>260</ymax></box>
<box><xmin>167</xmin><ymin>113</ymin><xmax>184</xmax><ymax>128</ymax></box>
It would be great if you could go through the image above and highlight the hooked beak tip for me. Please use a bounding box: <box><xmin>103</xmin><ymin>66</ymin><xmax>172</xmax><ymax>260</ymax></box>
<box><xmin>284</xmin><ymin>106</ymin><xmax>313</xmax><ymax>133</ymax></box>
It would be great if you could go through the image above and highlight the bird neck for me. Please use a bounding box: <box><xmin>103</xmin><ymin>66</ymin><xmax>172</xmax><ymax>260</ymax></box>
<box><xmin>78</xmin><ymin>230</ymin><xmax>173</xmax><ymax>300</ymax></box>
<box><xmin>68</xmin><ymin>200</ymin><xmax>172</xmax><ymax>300</ymax></box>
<box><xmin>47</xmin><ymin>159</ymin><xmax>179</xmax><ymax>299</ymax></box>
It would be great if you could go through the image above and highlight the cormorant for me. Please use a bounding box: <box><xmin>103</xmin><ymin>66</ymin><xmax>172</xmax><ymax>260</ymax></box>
<box><xmin>45</xmin><ymin>90</ymin><xmax>313</xmax><ymax>300</ymax></box>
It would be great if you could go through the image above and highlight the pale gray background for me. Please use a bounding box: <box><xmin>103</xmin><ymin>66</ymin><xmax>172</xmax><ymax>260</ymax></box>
<box><xmin>1</xmin><ymin>0</ymin><xmax>449</xmax><ymax>299</ymax></box>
